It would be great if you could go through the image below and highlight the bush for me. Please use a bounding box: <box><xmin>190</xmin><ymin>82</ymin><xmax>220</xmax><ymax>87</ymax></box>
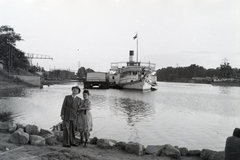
<box><xmin>0</xmin><ymin>107</ymin><xmax>13</xmax><ymax>122</ymax></box>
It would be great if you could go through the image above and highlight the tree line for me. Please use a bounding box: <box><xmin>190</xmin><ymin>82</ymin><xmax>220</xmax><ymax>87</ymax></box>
<box><xmin>156</xmin><ymin>63</ymin><xmax>240</xmax><ymax>82</ymax></box>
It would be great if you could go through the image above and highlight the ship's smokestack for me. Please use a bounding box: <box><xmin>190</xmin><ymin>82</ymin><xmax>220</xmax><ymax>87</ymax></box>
<box><xmin>129</xmin><ymin>50</ymin><xmax>134</xmax><ymax>62</ymax></box>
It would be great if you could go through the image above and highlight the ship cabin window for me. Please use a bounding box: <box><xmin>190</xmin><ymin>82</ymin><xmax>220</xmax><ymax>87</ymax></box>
<box><xmin>133</xmin><ymin>71</ymin><xmax>137</xmax><ymax>75</ymax></box>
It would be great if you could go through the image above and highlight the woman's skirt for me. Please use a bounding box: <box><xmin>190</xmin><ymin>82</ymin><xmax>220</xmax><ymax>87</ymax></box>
<box><xmin>77</xmin><ymin>111</ymin><xmax>92</xmax><ymax>133</ymax></box>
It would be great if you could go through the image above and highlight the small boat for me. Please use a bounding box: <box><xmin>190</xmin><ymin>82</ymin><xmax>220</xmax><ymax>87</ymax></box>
<box><xmin>109</xmin><ymin>50</ymin><xmax>157</xmax><ymax>91</ymax></box>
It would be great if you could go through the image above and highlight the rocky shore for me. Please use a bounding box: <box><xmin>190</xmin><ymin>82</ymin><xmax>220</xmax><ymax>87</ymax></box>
<box><xmin>0</xmin><ymin>121</ymin><xmax>225</xmax><ymax>160</ymax></box>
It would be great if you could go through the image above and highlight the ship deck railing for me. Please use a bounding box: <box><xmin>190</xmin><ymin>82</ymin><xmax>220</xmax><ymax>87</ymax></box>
<box><xmin>111</xmin><ymin>61</ymin><xmax>156</xmax><ymax>71</ymax></box>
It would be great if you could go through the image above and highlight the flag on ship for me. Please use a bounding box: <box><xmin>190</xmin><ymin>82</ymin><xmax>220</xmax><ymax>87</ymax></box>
<box><xmin>133</xmin><ymin>33</ymin><xmax>138</xmax><ymax>39</ymax></box>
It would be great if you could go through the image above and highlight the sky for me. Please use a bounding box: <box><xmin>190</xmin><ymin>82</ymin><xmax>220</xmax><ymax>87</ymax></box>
<box><xmin>1</xmin><ymin>0</ymin><xmax>240</xmax><ymax>72</ymax></box>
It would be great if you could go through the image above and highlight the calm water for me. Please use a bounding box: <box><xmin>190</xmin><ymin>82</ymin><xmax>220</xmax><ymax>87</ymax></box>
<box><xmin>1</xmin><ymin>82</ymin><xmax>240</xmax><ymax>151</ymax></box>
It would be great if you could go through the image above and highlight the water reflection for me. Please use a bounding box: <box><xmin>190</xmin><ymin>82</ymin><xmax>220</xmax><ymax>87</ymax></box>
<box><xmin>109</xmin><ymin>97</ymin><xmax>155</xmax><ymax>126</ymax></box>
<box><xmin>91</xmin><ymin>94</ymin><xmax>108</xmax><ymax>106</ymax></box>
<box><xmin>218</xmin><ymin>86</ymin><xmax>231</xmax><ymax>94</ymax></box>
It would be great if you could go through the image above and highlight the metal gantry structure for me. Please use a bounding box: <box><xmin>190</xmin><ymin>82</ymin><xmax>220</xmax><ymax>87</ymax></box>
<box><xmin>24</xmin><ymin>53</ymin><xmax>53</xmax><ymax>66</ymax></box>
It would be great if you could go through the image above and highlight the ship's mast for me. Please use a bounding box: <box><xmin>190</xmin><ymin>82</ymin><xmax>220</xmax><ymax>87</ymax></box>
<box><xmin>136</xmin><ymin>34</ymin><xmax>138</xmax><ymax>62</ymax></box>
<box><xmin>133</xmin><ymin>33</ymin><xmax>138</xmax><ymax>62</ymax></box>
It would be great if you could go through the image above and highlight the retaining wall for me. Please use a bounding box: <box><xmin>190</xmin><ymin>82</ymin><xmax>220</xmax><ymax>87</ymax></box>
<box><xmin>13</xmin><ymin>75</ymin><xmax>41</xmax><ymax>87</ymax></box>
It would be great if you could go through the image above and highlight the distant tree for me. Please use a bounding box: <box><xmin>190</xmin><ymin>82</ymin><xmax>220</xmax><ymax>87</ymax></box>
<box><xmin>11</xmin><ymin>47</ymin><xmax>30</xmax><ymax>69</ymax></box>
<box><xmin>156</xmin><ymin>64</ymin><xmax>213</xmax><ymax>82</ymax></box>
<box><xmin>0</xmin><ymin>25</ymin><xmax>22</xmax><ymax>45</ymax></box>
<box><xmin>0</xmin><ymin>25</ymin><xmax>30</xmax><ymax>71</ymax></box>
<box><xmin>86</xmin><ymin>68</ymin><xmax>94</xmax><ymax>73</ymax></box>
<box><xmin>220</xmin><ymin>61</ymin><xmax>232</xmax><ymax>78</ymax></box>
<box><xmin>77</xmin><ymin>67</ymin><xmax>94</xmax><ymax>80</ymax></box>
<box><xmin>28</xmin><ymin>65</ymin><xmax>38</xmax><ymax>74</ymax></box>
<box><xmin>77</xmin><ymin>67</ymin><xmax>86</xmax><ymax>80</ymax></box>
<box><xmin>206</xmin><ymin>68</ymin><xmax>216</xmax><ymax>77</ymax></box>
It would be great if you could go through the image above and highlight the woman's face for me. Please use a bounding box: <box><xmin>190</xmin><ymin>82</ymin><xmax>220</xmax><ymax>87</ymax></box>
<box><xmin>83</xmin><ymin>93</ymin><xmax>89</xmax><ymax>99</ymax></box>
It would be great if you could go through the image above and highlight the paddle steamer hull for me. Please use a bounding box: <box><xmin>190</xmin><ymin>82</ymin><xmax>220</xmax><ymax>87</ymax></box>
<box><xmin>120</xmin><ymin>80</ymin><xmax>152</xmax><ymax>91</ymax></box>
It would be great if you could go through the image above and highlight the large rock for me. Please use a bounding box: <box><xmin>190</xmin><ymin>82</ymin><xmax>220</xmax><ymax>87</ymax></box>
<box><xmin>200</xmin><ymin>149</ymin><xmax>224</xmax><ymax>160</ymax></box>
<box><xmin>7</xmin><ymin>121</ymin><xmax>17</xmax><ymax>132</ymax></box>
<box><xmin>160</xmin><ymin>144</ymin><xmax>181</xmax><ymax>159</ymax></box>
<box><xmin>16</xmin><ymin>123</ymin><xmax>26</xmax><ymax>130</ymax></box>
<box><xmin>97</xmin><ymin>138</ymin><xmax>117</xmax><ymax>149</ymax></box>
<box><xmin>29</xmin><ymin>135</ymin><xmax>45</xmax><ymax>146</ymax></box>
<box><xmin>145</xmin><ymin>145</ymin><xmax>164</xmax><ymax>156</ymax></box>
<box><xmin>0</xmin><ymin>121</ymin><xmax>17</xmax><ymax>132</ymax></box>
<box><xmin>44</xmin><ymin>134</ymin><xmax>57</xmax><ymax>145</ymax></box>
<box><xmin>211</xmin><ymin>151</ymin><xmax>224</xmax><ymax>160</ymax></box>
<box><xmin>0</xmin><ymin>121</ymin><xmax>8</xmax><ymax>131</ymax></box>
<box><xmin>54</xmin><ymin>131</ymin><xmax>63</xmax><ymax>142</ymax></box>
<box><xmin>25</xmin><ymin>124</ymin><xmax>40</xmax><ymax>135</ymax></box>
<box><xmin>125</xmin><ymin>142</ymin><xmax>145</xmax><ymax>156</ymax></box>
<box><xmin>90</xmin><ymin>137</ymin><xmax>98</xmax><ymax>144</ymax></box>
<box><xmin>179</xmin><ymin>147</ymin><xmax>188</xmax><ymax>156</ymax></box>
<box><xmin>9</xmin><ymin>128</ymin><xmax>29</xmax><ymax>144</ymax></box>
<box><xmin>188</xmin><ymin>150</ymin><xmax>201</xmax><ymax>156</ymax></box>
<box><xmin>114</xmin><ymin>141</ymin><xmax>127</xmax><ymax>150</ymax></box>
<box><xmin>38</xmin><ymin>129</ymin><xmax>52</xmax><ymax>136</ymax></box>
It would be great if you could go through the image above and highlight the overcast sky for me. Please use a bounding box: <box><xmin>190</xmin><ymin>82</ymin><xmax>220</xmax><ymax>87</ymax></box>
<box><xmin>1</xmin><ymin>0</ymin><xmax>239</xmax><ymax>72</ymax></box>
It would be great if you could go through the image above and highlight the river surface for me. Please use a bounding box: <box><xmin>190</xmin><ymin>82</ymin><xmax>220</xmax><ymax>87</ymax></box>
<box><xmin>1</xmin><ymin>82</ymin><xmax>240</xmax><ymax>151</ymax></box>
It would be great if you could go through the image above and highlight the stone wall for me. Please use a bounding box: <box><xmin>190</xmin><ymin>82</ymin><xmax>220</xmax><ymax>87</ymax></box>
<box><xmin>13</xmin><ymin>75</ymin><xmax>41</xmax><ymax>87</ymax></box>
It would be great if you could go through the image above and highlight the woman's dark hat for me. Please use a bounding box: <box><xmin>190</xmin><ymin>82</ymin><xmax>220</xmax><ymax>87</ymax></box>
<box><xmin>72</xmin><ymin>86</ymin><xmax>81</xmax><ymax>93</ymax></box>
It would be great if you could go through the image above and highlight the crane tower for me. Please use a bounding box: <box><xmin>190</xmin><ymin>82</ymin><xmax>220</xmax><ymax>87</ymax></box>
<box><xmin>25</xmin><ymin>53</ymin><xmax>53</xmax><ymax>66</ymax></box>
